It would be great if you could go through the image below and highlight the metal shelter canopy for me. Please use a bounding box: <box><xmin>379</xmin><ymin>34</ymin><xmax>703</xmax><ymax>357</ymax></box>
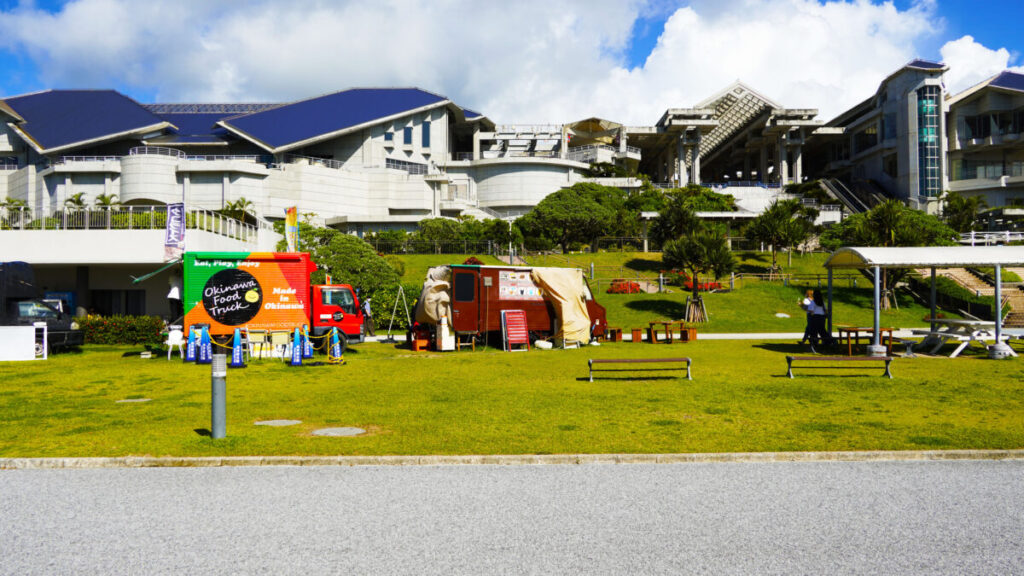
<box><xmin>825</xmin><ymin>246</ymin><xmax>1024</xmax><ymax>269</ymax></box>
<box><xmin>822</xmin><ymin>246</ymin><xmax>1024</xmax><ymax>358</ymax></box>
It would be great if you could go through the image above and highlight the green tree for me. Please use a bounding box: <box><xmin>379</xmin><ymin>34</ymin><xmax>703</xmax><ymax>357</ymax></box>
<box><xmin>648</xmin><ymin>192</ymin><xmax>702</xmax><ymax>248</ymax></box>
<box><xmin>517</xmin><ymin>185</ymin><xmax>617</xmax><ymax>253</ymax></box>
<box><xmin>64</xmin><ymin>192</ymin><xmax>86</xmax><ymax>209</ymax></box>
<box><xmin>662</xmin><ymin>226</ymin><xmax>735</xmax><ymax>322</ymax></box>
<box><xmin>415</xmin><ymin>217</ymin><xmax>461</xmax><ymax>252</ymax></box>
<box><xmin>942</xmin><ymin>190</ymin><xmax>987</xmax><ymax>233</ymax></box>
<box><xmin>745</xmin><ymin>199</ymin><xmax>818</xmax><ymax>275</ymax></box>
<box><xmin>273</xmin><ymin>222</ymin><xmax>400</xmax><ymax>301</ymax></box>
<box><xmin>94</xmin><ymin>193</ymin><xmax>119</xmax><ymax>210</ymax></box>
<box><xmin>820</xmin><ymin>200</ymin><xmax>957</xmax><ymax>308</ymax></box>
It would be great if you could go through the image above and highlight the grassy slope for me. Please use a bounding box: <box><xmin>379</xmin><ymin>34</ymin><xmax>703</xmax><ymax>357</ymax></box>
<box><xmin>2</xmin><ymin>342</ymin><xmax>1022</xmax><ymax>457</ymax></box>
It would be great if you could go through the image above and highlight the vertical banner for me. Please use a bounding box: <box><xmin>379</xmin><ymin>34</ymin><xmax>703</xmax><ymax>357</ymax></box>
<box><xmin>164</xmin><ymin>202</ymin><xmax>186</xmax><ymax>261</ymax></box>
<box><xmin>285</xmin><ymin>206</ymin><xmax>299</xmax><ymax>252</ymax></box>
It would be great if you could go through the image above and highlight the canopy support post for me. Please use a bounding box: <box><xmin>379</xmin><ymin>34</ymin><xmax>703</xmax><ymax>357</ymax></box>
<box><xmin>930</xmin><ymin>267</ymin><xmax>937</xmax><ymax>332</ymax></box>
<box><xmin>827</xmin><ymin>268</ymin><xmax>833</xmax><ymax>332</ymax></box>
<box><xmin>868</xmin><ymin>265</ymin><xmax>886</xmax><ymax>357</ymax></box>
<box><xmin>990</xmin><ymin>264</ymin><xmax>1013</xmax><ymax>359</ymax></box>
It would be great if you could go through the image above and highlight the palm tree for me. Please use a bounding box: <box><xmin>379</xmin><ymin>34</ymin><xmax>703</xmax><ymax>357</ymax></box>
<box><xmin>745</xmin><ymin>199</ymin><xmax>818</xmax><ymax>277</ymax></box>
<box><xmin>94</xmin><ymin>193</ymin><xmax>119</xmax><ymax>210</ymax></box>
<box><xmin>223</xmin><ymin>197</ymin><xmax>255</xmax><ymax>221</ymax></box>
<box><xmin>1</xmin><ymin>197</ymin><xmax>28</xmax><ymax>228</ymax></box>
<box><xmin>942</xmin><ymin>190</ymin><xmax>987</xmax><ymax>233</ymax></box>
<box><xmin>662</xmin><ymin>226</ymin><xmax>736</xmax><ymax>323</ymax></box>
<box><xmin>64</xmin><ymin>192</ymin><xmax>86</xmax><ymax>209</ymax></box>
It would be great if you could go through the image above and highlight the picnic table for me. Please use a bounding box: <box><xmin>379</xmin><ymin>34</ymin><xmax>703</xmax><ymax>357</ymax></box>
<box><xmin>910</xmin><ymin>318</ymin><xmax>1017</xmax><ymax>358</ymax></box>
<box><xmin>836</xmin><ymin>325</ymin><xmax>895</xmax><ymax>356</ymax></box>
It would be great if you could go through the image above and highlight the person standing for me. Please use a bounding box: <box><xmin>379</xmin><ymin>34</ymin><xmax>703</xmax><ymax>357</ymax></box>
<box><xmin>809</xmin><ymin>289</ymin><xmax>834</xmax><ymax>352</ymax></box>
<box><xmin>362</xmin><ymin>297</ymin><xmax>375</xmax><ymax>337</ymax></box>
<box><xmin>798</xmin><ymin>289</ymin><xmax>814</xmax><ymax>345</ymax></box>
<box><xmin>167</xmin><ymin>270</ymin><xmax>183</xmax><ymax>323</ymax></box>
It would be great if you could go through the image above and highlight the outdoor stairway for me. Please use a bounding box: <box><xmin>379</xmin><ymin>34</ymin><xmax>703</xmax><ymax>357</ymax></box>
<box><xmin>920</xmin><ymin>267</ymin><xmax>1024</xmax><ymax>327</ymax></box>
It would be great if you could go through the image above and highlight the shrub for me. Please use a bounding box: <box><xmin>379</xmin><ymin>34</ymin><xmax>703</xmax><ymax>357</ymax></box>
<box><xmin>463</xmin><ymin>256</ymin><xmax>485</xmax><ymax>265</ymax></box>
<box><xmin>78</xmin><ymin>315</ymin><xmax>165</xmax><ymax>346</ymax></box>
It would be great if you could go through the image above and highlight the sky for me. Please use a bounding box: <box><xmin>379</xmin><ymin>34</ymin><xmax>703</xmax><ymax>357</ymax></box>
<box><xmin>0</xmin><ymin>0</ymin><xmax>1022</xmax><ymax>124</ymax></box>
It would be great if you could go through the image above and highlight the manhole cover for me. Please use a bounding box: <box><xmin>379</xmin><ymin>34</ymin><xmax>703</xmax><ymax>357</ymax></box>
<box><xmin>116</xmin><ymin>398</ymin><xmax>151</xmax><ymax>403</ymax></box>
<box><xmin>312</xmin><ymin>427</ymin><xmax>365</xmax><ymax>437</ymax></box>
<box><xmin>254</xmin><ymin>420</ymin><xmax>302</xmax><ymax>427</ymax></box>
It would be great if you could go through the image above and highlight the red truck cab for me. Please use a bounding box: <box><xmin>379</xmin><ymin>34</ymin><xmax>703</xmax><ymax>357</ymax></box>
<box><xmin>310</xmin><ymin>284</ymin><xmax>365</xmax><ymax>350</ymax></box>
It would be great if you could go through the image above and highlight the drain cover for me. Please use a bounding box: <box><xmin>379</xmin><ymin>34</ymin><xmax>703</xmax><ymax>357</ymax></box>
<box><xmin>312</xmin><ymin>427</ymin><xmax>365</xmax><ymax>437</ymax></box>
<box><xmin>254</xmin><ymin>420</ymin><xmax>302</xmax><ymax>427</ymax></box>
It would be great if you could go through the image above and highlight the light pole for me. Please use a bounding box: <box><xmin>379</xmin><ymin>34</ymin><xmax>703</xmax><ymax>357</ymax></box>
<box><xmin>508</xmin><ymin>219</ymin><xmax>513</xmax><ymax>264</ymax></box>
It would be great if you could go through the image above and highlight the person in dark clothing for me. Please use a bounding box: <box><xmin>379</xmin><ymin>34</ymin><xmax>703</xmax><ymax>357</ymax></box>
<box><xmin>362</xmin><ymin>297</ymin><xmax>375</xmax><ymax>337</ymax></box>
<box><xmin>798</xmin><ymin>289</ymin><xmax>814</xmax><ymax>345</ymax></box>
<box><xmin>809</xmin><ymin>289</ymin><xmax>834</xmax><ymax>351</ymax></box>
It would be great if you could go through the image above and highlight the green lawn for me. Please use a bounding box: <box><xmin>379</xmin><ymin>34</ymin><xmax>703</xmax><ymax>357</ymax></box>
<box><xmin>395</xmin><ymin>254</ymin><xmax>505</xmax><ymax>284</ymax></box>
<box><xmin>2</xmin><ymin>341</ymin><xmax>1022</xmax><ymax>458</ymax></box>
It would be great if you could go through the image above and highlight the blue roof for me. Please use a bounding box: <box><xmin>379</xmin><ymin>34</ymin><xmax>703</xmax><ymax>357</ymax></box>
<box><xmin>2</xmin><ymin>90</ymin><xmax>167</xmax><ymax>151</ymax></box>
<box><xmin>221</xmin><ymin>88</ymin><xmax>448</xmax><ymax>150</ymax></box>
<box><xmin>990</xmin><ymin>71</ymin><xmax>1024</xmax><ymax>93</ymax></box>
<box><xmin>462</xmin><ymin>107</ymin><xmax>483</xmax><ymax>119</ymax></box>
<box><xmin>907</xmin><ymin>59</ymin><xmax>945</xmax><ymax>70</ymax></box>
<box><xmin>153</xmin><ymin>112</ymin><xmax>232</xmax><ymax>144</ymax></box>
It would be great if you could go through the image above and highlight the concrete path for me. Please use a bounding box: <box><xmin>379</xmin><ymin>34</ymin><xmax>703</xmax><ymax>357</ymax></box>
<box><xmin>3</xmin><ymin>460</ymin><xmax>1022</xmax><ymax>575</ymax></box>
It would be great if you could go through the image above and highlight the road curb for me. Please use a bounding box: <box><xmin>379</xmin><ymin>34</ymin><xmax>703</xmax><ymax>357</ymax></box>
<box><xmin>2</xmin><ymin>449</ymin><xmax>1023</xmax><ymax>470</ymax></box>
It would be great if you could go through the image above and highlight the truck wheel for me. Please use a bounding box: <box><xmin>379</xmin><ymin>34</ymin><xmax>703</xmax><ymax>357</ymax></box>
<box><xmin>35</xmin><ymin>342</ymin><xmax>45</xmax><ymax>357</ymax></box>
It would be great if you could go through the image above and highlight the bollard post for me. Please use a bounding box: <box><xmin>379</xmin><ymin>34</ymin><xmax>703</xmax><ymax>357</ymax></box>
<box><xmin>211</xmin><ymin>354</ymin><xmax>226</xmax><ymax>439</ymax></box>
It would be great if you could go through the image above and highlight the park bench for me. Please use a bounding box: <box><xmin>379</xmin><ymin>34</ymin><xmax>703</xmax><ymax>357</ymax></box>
<box><xmin>588</xmin><ymin>357</ymin><xmax>692</xmax><ymax>382</ymax></box>
<box><xmin>785</xmin><ymin>355</ymin><xmax>893</xmax><ymax>379</ymax></box>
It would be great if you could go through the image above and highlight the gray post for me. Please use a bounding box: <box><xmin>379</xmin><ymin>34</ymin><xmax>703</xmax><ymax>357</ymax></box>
<box><xmin>590</xmin><ymin>262</ymin><xmax>594</xmax><ymax>280</ymax></box>
<box><xmin>867</xmin><ymin>265</ymin><xmax>886</xmax><ymax>356</ymax></box>
<box><xmin>827</xmin><ymin>268</ymin><xmax>833</xmax><ymax>332</ymax></box>
<box><xmin>211</xmin><ymin>354</ymin><xmax>227</xmax><ymax>439</ymax></box>
<box><xmin>990</xmin><ymin>264</ymin><xmax>1013</xmax><ymax>359</ymax></box>
<box><xmin>930</xmin><ymin>267</ymin><xmax>937</xmax><ymax>332</ymax></box>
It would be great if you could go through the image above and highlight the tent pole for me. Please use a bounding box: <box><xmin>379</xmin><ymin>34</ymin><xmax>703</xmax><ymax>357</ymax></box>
<box><xmin>827</xmin><ymin>268</ymin><xmax>833</xmax><ymax>332</ymax></box>
<box><xmin>867</xmin><ymin>265</ymin><xmax>885</xmax><ymax>356</ymax></box>
<box><xmin>930</xmin><ymin>267</ymin><xmax>937</xmax><ymax>332</ymax></box>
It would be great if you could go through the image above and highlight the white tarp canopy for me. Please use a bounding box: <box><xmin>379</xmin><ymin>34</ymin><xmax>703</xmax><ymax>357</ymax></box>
<box><xmin>414</xmin><ymin>266</ymin><xmax>452</xmax><ymax>324</ymax></box>
<box><xmin>530</xmin><ymin>267</ymin><xmax>591</xmax><ymax>344</ymax></box>
<box><xmin>825</xmin><ymin>246</ymin><xmax>1024</xmax><ymax>269</ymax></box>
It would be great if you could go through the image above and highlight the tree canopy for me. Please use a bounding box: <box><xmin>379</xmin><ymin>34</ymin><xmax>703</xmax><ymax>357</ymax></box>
<box><xmin>745</xmin><ymin>198</ymin><xmax>818</xmax><ymax>273</ymax></box>
<box><xmin>942</xmin><ymin>190</ymin><xmax>987</xmax><ymax>233</ymax></box>
<box><xmin>517</xmin><ymin>183</ymin><xmax>618</xmax><ymax>252</ymax></box>
<box><xmin>274</xmin><ymin>222</ymin><xmax>399</xmax><ymax>298</ymax></box>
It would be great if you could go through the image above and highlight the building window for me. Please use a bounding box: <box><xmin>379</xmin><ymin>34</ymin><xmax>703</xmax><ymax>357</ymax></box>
<box><xmin>384</xmin><ymin>132</ymin><xmax>393</xmax><ymax>142</ymax></box>
<box><xmin>917</xmin><ymin>85</ymin><xmax>942</xmax><ymax>198</ymax></box>
<box><xmin>883</xmin><ymin>153</ymin><xmax>897</xmax><ymax>179</ymax></box>
<box><xmin>403</xmin><ymin>127</ymin><xmax>413</xmax><ymax>145</ymax></box>
<box><xmin>422</xmin><ymin>121</ymin><xmax>431</xmax><ymax>148</ymax></box>
<box><xmin>853</xmin><ymin>125</ymin><xmax>878</xmax><ymax>154</ymax></box>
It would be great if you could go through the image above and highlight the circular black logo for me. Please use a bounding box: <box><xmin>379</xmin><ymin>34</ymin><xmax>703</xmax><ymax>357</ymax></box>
<box><xmin>202</xmin><ymin>269</ymin><xmax>262</xmax><ymax>326</ymax></box>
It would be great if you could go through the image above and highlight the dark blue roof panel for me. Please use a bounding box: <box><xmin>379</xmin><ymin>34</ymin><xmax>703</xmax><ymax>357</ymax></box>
<box><xmin>907</xmin><ymin>59</ymin><xmax>945</xmax><ymax>70</ymax></box>
<box><xmin>991</xmin><ymin>71</ymin><xmax>1024</xmax><ymax>92</ymax></box>
<box><xmin>462</xmin><ymin>107</ymin><xmax>483</xmax><ymax>119</ymax></box>
<box><xmin>157</xmin><ymin>113</ymin><xmax>232</xmax><ymax>138</ymax></box>
<box><xmin>222</xmin><ymin>88</ymin><xmax>447</xmax><ymax>149</ymax></box>
<box><xmin>3</xmin><ymin>90</ymin><xmax>167</xmax><ymax>151</ymax></box>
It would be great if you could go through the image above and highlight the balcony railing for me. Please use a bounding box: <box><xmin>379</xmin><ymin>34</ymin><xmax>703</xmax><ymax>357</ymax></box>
<box><xmin>285</xmin><ymin>154</ymin><xmax>345</xmax><ymax>170</ymax></box>
<box><xmin>951</xmin><ymin>159</ymin><xmax>1024</xmax><ymax>181</ymax></box>
<box><xmin>0</xmin><ymin>205</ymin><xmax>260</xmax><ymax>242</ymax></box>
<box><xmin>495</xmin><ymin>124</ymin><xmax>562</xmax><ymax>134</ymax></box>
<box><xmin>129</xmin><ymin>146</ymin><xmax>187</xmax><ymax>158</ymax></box>
<box><xmin>53</xmin><ymin>156</ymin><xmax>121</xmax><ymax>164</ymax></box>
<box><xmin>0</xmin><ymin>163</ymin><xmax>18</xmax><ymax>171</ymax></box>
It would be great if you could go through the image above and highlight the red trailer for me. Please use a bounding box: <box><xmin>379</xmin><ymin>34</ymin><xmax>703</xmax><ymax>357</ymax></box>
<box><xmin>416</xmin><ymin>264</ymin><xmax>607</xmax><ymax>344</ymax></box>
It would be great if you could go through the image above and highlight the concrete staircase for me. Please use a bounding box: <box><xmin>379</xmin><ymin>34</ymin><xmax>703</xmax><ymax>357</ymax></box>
<box><xmin>919</xmin><ymin>267</ymin><xmax>1024</xmax><ymax>327</ymax></box>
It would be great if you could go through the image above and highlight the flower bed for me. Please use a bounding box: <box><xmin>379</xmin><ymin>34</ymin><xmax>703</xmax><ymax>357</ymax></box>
<box><xmin>607</xmin><ymin>279</ymin><xmax>642</xmax><ymax>294</ymax></box>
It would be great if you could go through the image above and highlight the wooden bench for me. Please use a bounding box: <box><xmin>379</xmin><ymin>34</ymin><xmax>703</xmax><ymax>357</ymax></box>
<box><xmin>588</xmin><ymin>357</ymin><xmax>692</xmax><ymax>382</ymax></box>
<box><xmin>785</xmin><ymin>355</ymin><xmax>893</xmax><ymax>379</ymax></box>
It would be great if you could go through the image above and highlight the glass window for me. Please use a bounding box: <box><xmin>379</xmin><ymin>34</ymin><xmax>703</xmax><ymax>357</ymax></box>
<box><xmin>16</xmin><ymin>300</ymin><xmax>58</xmax><ymax>319</ymax></box>
<box><xmin>453</xmin><ymin>273</ymin><xmax>475</xmax><ymax>302</ymax></box>
<box><xmin>322</xmin><ymin>288</ymin><xmax>356</xmax><ymax>314</ymax></box>
<box><xmin>384</xmin><ymin>132</ymin><xmax>393</xmax><ymax>142</ymax></box>
<box><xmin>403</xmin><ymin>127</ymin><xmax>413</xmax><ymax>145</ymax></box>
<box><xmin>422</xmin><ymin>121</ymin><xmax>431</xmax><ymax>147</ymax></box>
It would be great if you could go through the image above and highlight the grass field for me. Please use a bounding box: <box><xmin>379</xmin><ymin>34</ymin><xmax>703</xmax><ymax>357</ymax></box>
<box><xmin>2</xmin><ymin>340</ymin><xmax>1022</xmax><ymax>458</ymax></box>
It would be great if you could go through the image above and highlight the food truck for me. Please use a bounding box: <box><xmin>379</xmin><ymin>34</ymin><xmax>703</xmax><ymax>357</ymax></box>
<box><xmin>183</xmin><ymin>252</ymin><xmax>365</xmax><ymax>350</ymax></box>
<box><xmin>414</xmin><ymin>264</ymin><xmax>607</xmax><ymax>346</ymax></box>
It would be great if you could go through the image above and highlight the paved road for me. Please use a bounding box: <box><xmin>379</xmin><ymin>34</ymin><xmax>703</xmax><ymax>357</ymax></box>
<box><xmin>2</xmin><ymin>460</ymin><xmax>1022</xmax><ymax>575</ymax></box>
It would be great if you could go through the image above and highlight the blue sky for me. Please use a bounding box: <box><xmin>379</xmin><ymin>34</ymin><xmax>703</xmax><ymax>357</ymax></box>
<box><xmin>1</xmin><ymin>0</ymin><xmax>1022</xmax><ymax>123</ymax></box>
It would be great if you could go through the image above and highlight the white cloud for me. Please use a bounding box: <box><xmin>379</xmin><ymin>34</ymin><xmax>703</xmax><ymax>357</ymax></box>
<box><xmin>941</xmin><ymin>35</ymin><xmax>1024</xmax><ymax>96</ymax></box>
<box><xmin>0</xmin><ymin>0</ymin><xmax>1019</xmax><ymax>125</ymax></box>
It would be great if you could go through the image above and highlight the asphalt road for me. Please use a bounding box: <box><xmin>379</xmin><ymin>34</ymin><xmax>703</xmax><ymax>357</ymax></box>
<box><xmin>2</xmin><ymin>460</ymin><xmax>1022</xmax><ymax>575</ymax></box>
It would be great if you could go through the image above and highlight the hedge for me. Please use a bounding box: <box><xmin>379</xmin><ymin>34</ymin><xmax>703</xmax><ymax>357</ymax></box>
<box><xmin>78</xmin><ymin>315</ymin><xmax>165</xmax><ymax>346</ymax></box>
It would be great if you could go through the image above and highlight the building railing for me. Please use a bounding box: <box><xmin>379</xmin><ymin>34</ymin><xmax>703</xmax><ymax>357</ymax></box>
<box><xmin>951</xmin><ymin>159</ymin><xmax>1024</xmax><ymax>181</ymax></box>
<box><xmin>385</xmin><ymin>158</ymin><xmax>428</xmax><ymax>175</ymax></box>
<box><xmin>707</xmin><ymin>180</ymin><xmax>783</xmax><ymax>189</ymax></box>
<box><xmin>285</xmin><ymin>154</ymin><xmax>345</xmax><ymax>170</ymax></box>
<box><xmin>129</xmin><ymin>146</ymin><xmax>187</xmax><ymax>159</ymax></box>
<box><xmin>454</xmin><ymin>152</ymin><xmax>474</xmax><ymax>161</ymax></box>
<box><xmin>53</xmin><ymin>156</ymin><xmax>121</xmax><ymax>164</ymax></box>
<box><xmin>0</xmin><ymin>163</ymin><xmax>18</xmax><ymax>170</ymax></box>
<box><xmin>186</xmin><ymin>154</ymin><xmax>265</xmax><ymax>163</ymax></box>
<box><xmin>0</xmin><ymin>205</ymin><xmax>260</xmax><ymax>242</ymax></box>
<box><xmin>495</xmin><ymin>124</ymin><xmax>562</xmax><ymax>134</ymax></box>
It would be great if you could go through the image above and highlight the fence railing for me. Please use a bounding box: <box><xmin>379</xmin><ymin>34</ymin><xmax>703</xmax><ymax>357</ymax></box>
<box><xmin>129</xmin><ymin>146</ymin><xmax>187</xmax><ymax>159</ymax></box>
<box><xmin>0</xmin><ymin>205</ymin><xmax>260</xmax><ymax>242</ymax></box>
<box><xmin>54</xmin><ymin>156</ymin><xmax>121</xmax><ymax>164</ymax></box>
<box><xmin>365</xmin><ymin>239</ymin><xmax>497</xmax><ymax>255</ymax></box>
<box><xmin>286</xmin><ymin>154</ymin><xmax>345</xmax><ymax>170</ymax></box>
